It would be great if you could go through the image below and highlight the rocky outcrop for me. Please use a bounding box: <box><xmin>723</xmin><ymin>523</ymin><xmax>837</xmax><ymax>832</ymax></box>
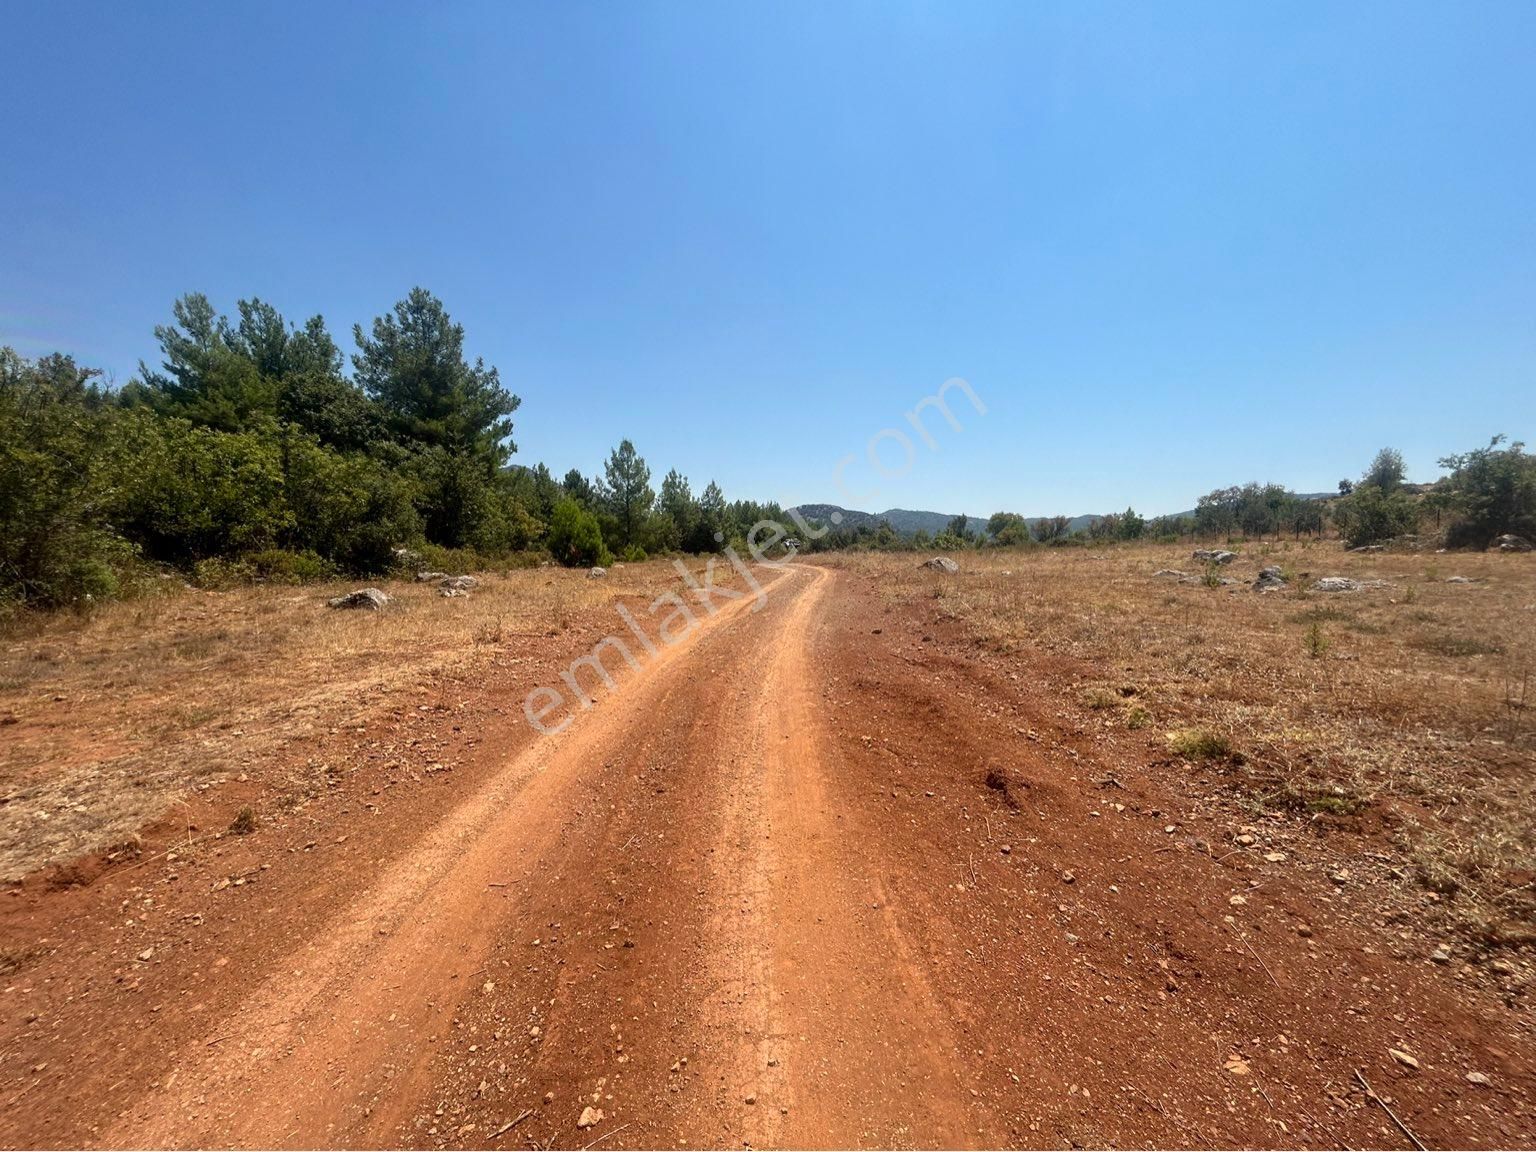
<box><xmin>1253</xmin><ymin>566</ymin><xmax>1287</xmax><ymax>592</ymax></box>
<box><xmin>328</xmin><ymin>588</ymin><xmax>389</xmax><ymax>610</ymax></box>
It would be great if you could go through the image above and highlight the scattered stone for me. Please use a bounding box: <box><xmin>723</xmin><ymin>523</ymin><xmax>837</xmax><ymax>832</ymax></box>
<box><xmin>1153</xmin><ymin>568</ymin><xmax>1192</xmax><ymax>580</ymax></box>
<box><xmin>1389</xmin><ymin>1048</ymin><xmax>1420</xmax><ymax>1070</ymax></box>
<box><xmin>1193</xmin><ymin>549</ymin><xmax>1236</xmax><ymax>564</ymax></box>
<box><xmin>1229</xmin><ymin>894</ymin><xmax>1248</xmax><ymax>906</ymax></box>
<box><xmin>999</xmin><ymin>845</ymin><xmax>1011</xmax><ymax>855</ymax></box>
<box><xmin>1445</xmin><ymin>576</ymin><xmax>1475</xmax><ymax>584</ymax></box>
<box><xmin>327</xmin><ymin>588</ymin><xmax>389</xmax><ymax>610</ymax></box>
<box><xmin>1330</xmin><ymin>869</ymin><xmax>1352</xmax><ymax>884</ymax></box>
<box><xmin>922</xmin><ymin>556</ymin><xmax>960</xmax><ymax>573</ymax></box>
<box><xmin>744</xmin><ymin>1094</ymin><xmax>757</xmax><ymax>1105</ymax></box>
<box><xmin>1495</xmin><ymin>534</ymin><xmax>1533</xmax><ymax>553</ymax></box>
<box><xmin>1295</xmin><ymin>924</ymin><xmax>1314</xmax><ymax>938</ymax></box>
<box><xmin>1314</xmin><ymin>577</ymin><xmax>1362</xmax><ymax>592</ymax></box>
<box><xmin>1253</xmin><ymin>565</ymin><xmax>1287</xmax><ymax>592</ymax></box>
<box><xmin>1223</xmin><ymin>1055</ymin><xmax>1250</xmax><ymax>1075</ymax></box>
<box><xmin>1061</xmin><ymin>870</ymin><xmax>1075</xmax><ymax>884</ymax></box>
<box><xmin>439</xmin><ymin>575</ymin><xmax>477</xmax><ymax>591</ymax></box>
<box><xmin>1489</xmin><ymin>958</ymin><xmax>1518</xmax><ymax>976</ymax></box>
<box><xmin>1349</xmin><ymin>544</ymin><xmax>1385</xmax><ymax>553</ymax></box>
<box><xmin>1235</xmin><ymin>833</ymin><xmax>1256</xmax><ymax>846</ymax></box>
<box><xmin>577</xmin><ymin>1106</ymin><xmax>604</xmax><ymax>1129</ymax></box>
<box><xmin>1466</xmin><ymin>1071</ymin><xmax>1492</xmax><ymax>1086</ymax></box>
<box><xmin>137</xmin><ymin>947</ymin><xmax>154</xmax><ymax>962</ymax></box>
<box><xmin>588</xmin><ymin>567</ymin><xmax>607</xmax><ymax>579</ymax></box>
<box><xmin>1430</xmin><ymin>945</ymin><xmax>1453</xmax><ymax>965</ymax></box>
<box><xmin>415</xmin><ymin>570</ymin><xmax>449</xmax><ymax>583</ymax></box>
<box><xmin>1263</xmin><ymin>851</ymin><xmax>1287</xmax><ymax>863</ymax></box>
<box><xmin>440</xmin><ymin>587</ymin><xmax>468</xmax><ymax>598</ymax></box>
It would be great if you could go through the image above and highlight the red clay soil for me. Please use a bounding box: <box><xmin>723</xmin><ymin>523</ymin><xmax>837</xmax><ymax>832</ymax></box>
<box><xmin>0</xmin><ymin>563</ymin><xmax>1531</xmax><ymax>1149</ymax></box>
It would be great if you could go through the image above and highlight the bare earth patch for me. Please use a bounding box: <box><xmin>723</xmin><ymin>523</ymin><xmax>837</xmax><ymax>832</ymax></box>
<box><xmin>0</xmin><ymin>560</ymin><xmax>723</xmax><ymax>879</ymax></box>
<box><xmin>833</xmin><ymin>542</ymin><xmax>1536</xmax><ymax>949</ymax></box>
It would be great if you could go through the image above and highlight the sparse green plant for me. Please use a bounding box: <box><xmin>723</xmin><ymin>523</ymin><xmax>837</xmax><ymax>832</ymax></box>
<box><xmin>229</xmin><ymin>807</ymin><xmax>258</xmax><ymax>835</ymax></box>
<box><xmin>1167</xmin><ymin>727</ymin><xmax>1233</xmax><ymax>760</ymax></box>
<box><xmin>1083</xmin><ymin>686</ymin><xmax>1118</xmax><ymax>710</ymax></box>
<box><xmin>1304</xmin><ymin>621</ymin><xmax>1330</xmax><ymax>659</ymax></box>
<box><xmin>1126</xmin><ymin>704</ymin><xmax>1151</xmax><ymax>730</ymax></box>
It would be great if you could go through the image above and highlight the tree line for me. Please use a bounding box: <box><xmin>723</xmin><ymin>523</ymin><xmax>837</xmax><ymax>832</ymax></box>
<box><xmin>796</xmin><ymin>441</ymin><xmax>1533</xmax><ymax>554</ymax></box>
<box><xmin>0</xmin><ymin>288</ymin><xmax>788</xmax><ymax>615</ymax></box>
<box><xmin>3</xmin><ymin>288</ymin><xmax>1532</xmax><ymax>617</ymax></box>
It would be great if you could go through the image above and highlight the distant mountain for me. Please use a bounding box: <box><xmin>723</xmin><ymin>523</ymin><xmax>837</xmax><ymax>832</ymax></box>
<box><xmin>877</xmin><ymin>508</ymin><xmax>972</xmax><ymax>536</ymax></box>
<box><xmin>788</xmin><ymin>491</ymin><xmax>1336</xmax><ymax>540</ymax></box>
<box><xmin>785</xmin><ymin>504</ymin><xmax>1101</xmax><ymax>539</ymax></box>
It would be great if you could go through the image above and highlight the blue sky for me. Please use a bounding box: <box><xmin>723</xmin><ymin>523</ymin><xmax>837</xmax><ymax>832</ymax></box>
<box><xmin>3</xmin><ymin>1</ymin><xmax>1533</xmax><ymax>517</ymax></box>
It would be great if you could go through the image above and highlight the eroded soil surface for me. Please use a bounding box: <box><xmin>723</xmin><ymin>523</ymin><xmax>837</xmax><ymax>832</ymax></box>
<box><xmin>1</xmin><ymin>563</ymin><xmax>1531</xmax><ymax>1149</ymax></box>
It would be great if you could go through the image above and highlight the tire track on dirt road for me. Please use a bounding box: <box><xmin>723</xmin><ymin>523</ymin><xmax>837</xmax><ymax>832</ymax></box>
<box><xmin>104</xmin><ymin>564</ymin><xmax>793</xmax><ymax>1148</ymax></box>
<box><xmin>703</xmin><ymin>564</ymin><xmax>981</xmax><ymax>1149</ymax></box>
<box><xmin>103</xmin><ymin>561</ymin><xmax>989</xmax><ymax>1149</ymax></box>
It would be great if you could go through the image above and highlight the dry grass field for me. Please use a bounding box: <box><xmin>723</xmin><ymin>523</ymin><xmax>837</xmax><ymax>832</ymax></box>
<box><xmin>836</xmin><ymin>542</ymin><xmax>1536</xmax><ymax>946</ymax></box>
<box><xmin>0</xmin><ymin>560</ymin><xmax>733</xmax><ymax>880</ymax></box>
<box><xmin>3</xmin><ymin>544</ymin><xmax>1535</xmax><ymax>1149</ymax></box>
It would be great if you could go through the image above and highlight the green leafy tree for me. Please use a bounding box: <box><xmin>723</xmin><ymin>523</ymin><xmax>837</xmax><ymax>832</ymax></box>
<box><xmin>687</xmin><ymin>480</ymin><xmax>726</xmax><ymax>552</ymax></box>
<box><xmin>131</xmin><ymin>293</ymin><xmax>278</xmax><ymax>431</ymax></box>
<box><xmin>1116</xmin><ymin>506</ymin><xmax>1146</xmax><ymax>540</ymax></box>
<box><xmin>353</xmin><ymin>288</ymin><xmax>519</xmax><ymax>463</ymax></box>
<box><xmin>1364</xmin><ymin>447</ymin><xmax>1406</xmax><ymax>493</ymax></box>
<box><xmin>601</xmin><ymin>439</ymin><xmax>654</xmax><ymax>549</ymax></box>
<box><xmin>655</xmin><ymin>469</ymin><xmax>698</xmax><ymax>553</ymax></box>
<box><xmin>0</xmin><ymin>349</ymin><xmax>131</xmax><ymax>611</ymax></box>
<box><xmin>1437</xmin><ymin>435</ymin><xmax>1536</xmax><ymax>549</ymax></box>
<box><xmin>1333</xmin><ymin>483</ymin><xmax>1418</xmax><ymax>548</ymax></box>
<box><xmin>1034</xmin><ymin>515</ymin><xmax>1071</xmax><ymax>543</ymax></box>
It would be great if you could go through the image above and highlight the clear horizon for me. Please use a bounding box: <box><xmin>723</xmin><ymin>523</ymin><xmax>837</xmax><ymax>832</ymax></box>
<box><xmin>4</xmin><ymin>1</ymin><xmax>1533</xmax><ymax>519</ymax></box>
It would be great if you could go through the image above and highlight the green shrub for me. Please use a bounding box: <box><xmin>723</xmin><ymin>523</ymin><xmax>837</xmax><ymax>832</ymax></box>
<box><xmin>1333</xmin><ymin>484</ymin><xmax>1419</xmax><ymax>548</ymax></box>
<box><xmin>0</xmin><ymin>349</ymin><xmax>138</xmax><ymax>614</ymax></box>
<box><xmin>105</xmin><ymin>411</ymin><xmax>292</xmax><ymax>565</ymax></box>
<box><xmin>1167</xmin><ymin>727</ymin><xmax>1234</xmax><ymax>760</ymax></box>
<box><xmin>547</xmin><ymin>498</ymin><xmax>611</xmax><ymax>567</ymax></box>
<box><xmin>281</xmin><ymin>432</ymin><xmax>418</xmax><ymax>572</ymax></box>
<box><xmin>244</xmin><ymin>548</ymin><xmax>334</xmax><ymax>583</ymax></box>
<box><xmin>1438</xmin><ymin>436</ymin><xmax>1536</xmax><ymax>549</ymax></box>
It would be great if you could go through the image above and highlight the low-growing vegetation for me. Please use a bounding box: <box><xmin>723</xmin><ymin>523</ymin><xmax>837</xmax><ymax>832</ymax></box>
<box><xmin>840</xmin><ymin>542</ymin><xmax>1536</xmax><ymax>945</ymax></box>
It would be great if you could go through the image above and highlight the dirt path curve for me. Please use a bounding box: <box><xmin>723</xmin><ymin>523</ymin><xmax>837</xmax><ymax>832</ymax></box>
<box><xmin>101</xmin><ymin>563</ymin><xmax>980</xmax><ymax>1149</ymax></box>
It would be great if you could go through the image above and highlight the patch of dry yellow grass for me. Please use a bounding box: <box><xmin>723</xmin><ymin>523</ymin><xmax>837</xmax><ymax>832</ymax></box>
<box><xmin>838</xmin><ymin>541</ymin><xmax>1536</xmax><ymax>941</ymax></box>
<box><xmin>0</xmin><ymin>560</ymin><xmax>711</xmax><ymax>878</ymax></box>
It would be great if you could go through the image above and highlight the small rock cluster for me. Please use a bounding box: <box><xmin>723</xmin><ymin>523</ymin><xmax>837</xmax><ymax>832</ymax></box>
<box><xmin>1311</xmin><ymin>576</ymin><xmax>1391</xmax><ymax>592</ymax></box>
<box><xmin>1253</xmin><ymin>565</ymin><xmax>1287</xmax><ymax>592</ymax></box>
<box><xmin>327</xmin><ymin>588</ymin><xmax>389</xmax><ymax>611</ymax></box>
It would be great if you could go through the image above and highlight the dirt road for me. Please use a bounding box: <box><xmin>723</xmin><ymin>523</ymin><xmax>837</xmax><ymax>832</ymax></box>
<box><xmin>2</xmin><ymin>563</ymin><xmax>1532</xmax><ymax>1148</ymax></box>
